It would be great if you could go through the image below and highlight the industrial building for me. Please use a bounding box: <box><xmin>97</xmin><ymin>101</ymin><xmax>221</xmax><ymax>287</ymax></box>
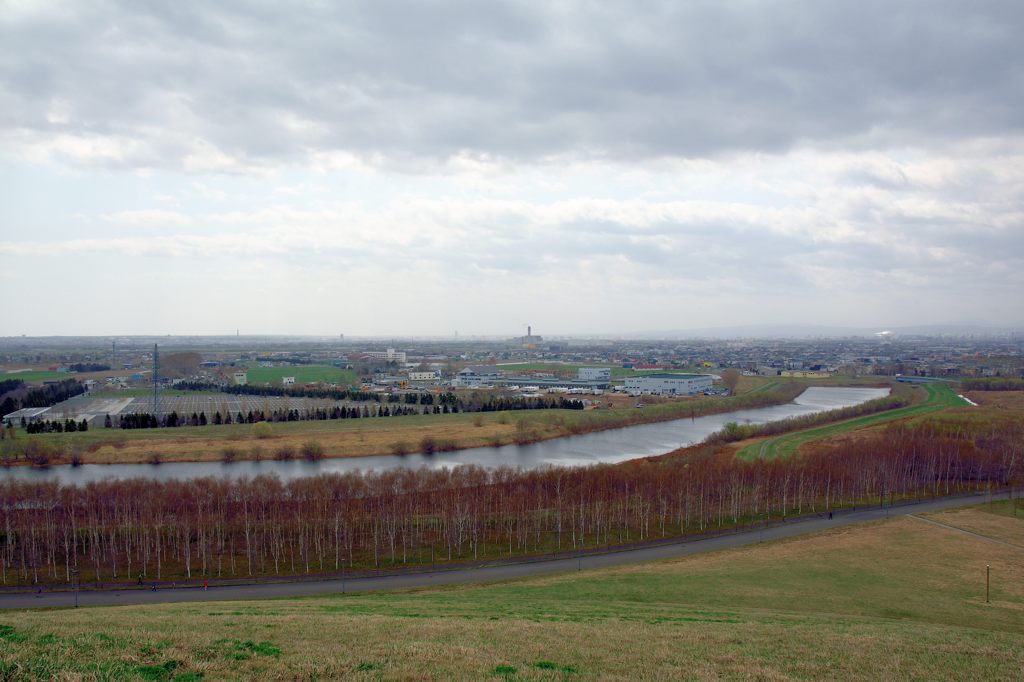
<box><xmin>624</xmin><ymin>373</ymin><xmax>714</xmax><ymax>396</ymax></box>
<box><xmin>501</xmin><ymin>375</ymin><xmax>609</xmax><ymax>391</ymax></box>
<box><xmin>453</xmin><ymin>366</ymin><xmax>503</xmax><ymax>387</ymax></box>
<box><xmin>578</xmin><ymin>367</ymin><xmax>611</xmax><ymax>382</ymax></box>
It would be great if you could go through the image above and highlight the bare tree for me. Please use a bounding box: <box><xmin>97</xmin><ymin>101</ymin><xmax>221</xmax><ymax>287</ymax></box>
<box><xmin>720</xmin><ymin>368</ymin><xmax>741</xmax><ymax>394</ymax></box>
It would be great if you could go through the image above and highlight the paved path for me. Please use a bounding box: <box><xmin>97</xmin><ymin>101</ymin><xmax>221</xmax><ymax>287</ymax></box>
<box><xmin>907</xmin><ymin>513</ymin><xmax>1024</xmax><ymax>550</ymax></box>
<box><xmin>0</xmin><ymin>492</ymin><xmax>1009</xmax><ymax>610</ymax></box>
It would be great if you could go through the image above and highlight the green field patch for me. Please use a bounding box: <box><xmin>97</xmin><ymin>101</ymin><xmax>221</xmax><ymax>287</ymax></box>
<box><xmin>0</xmin><ymin>370</ymin><xmax>70</xmax><ymax>384</ymax></box>
<box><xmin>0</xmin><ymin>624</ymin><xmax>28</xmax><ymax>643</ymax></box>
<box><xmin>134</xmin><ymin>660</ymin><xmax>180</xmax><ymax>681</ymax></box>
<box><xmin>245</xmin><ymin>365</ymin><xmax>356</xmax><ymax>386</ymax></box>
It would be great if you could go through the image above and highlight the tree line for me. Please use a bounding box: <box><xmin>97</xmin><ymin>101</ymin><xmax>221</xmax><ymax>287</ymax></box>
<box><xmin>960</xmin><ymin>378</ymin><xmax>1024</xmax><ymax>391</ymax></box>
<box><xmin>23</xmin><ymin>419</ymin><xmax>89</xmax><ymax>434</ymax></box>
<box><xmin>68</xmin><ymin>363</ymin><xmax>110</xmax><ymax>373</ymax></box>
<box><xmin>107</xmin><ymin>397</ymin><xmax>586</xmax><ymax>430</ymax></box>
<box><xmin>1</xmin><ymin>379</ymin><xmax>85</xmax><ymax>420</ymax></box>
<box><xmin>176</xmin><ymin>382</ymin><xmax>399</xmax><ymax>403</ymax></box>
<box><xmin>0</xmin><ymin>416</ymin><xmax>1017</xmax><ymax>586</ymax></box>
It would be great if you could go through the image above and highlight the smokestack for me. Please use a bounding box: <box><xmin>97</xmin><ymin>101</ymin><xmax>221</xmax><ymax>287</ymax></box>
<box><xmin>528</xmin><ymin>325</ymin><xmax>531</xmax><ymax>337</ymax></box>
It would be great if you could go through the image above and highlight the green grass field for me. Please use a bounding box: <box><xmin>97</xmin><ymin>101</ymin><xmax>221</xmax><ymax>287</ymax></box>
<box><xmin>1</xmin><ymin>502</ymin><xmax>1020</xmax><ymax>680</ymax></box>
<box><xmin>737</xmin><ymin>383</ymin><xmax>969</xmax><ymax>461</ymax></box>
<box><xmin>245</xmin><ymin>365</ymin><xmax>356</xmax><ymax>386</ymax></box>
<box><xmin>0</xmin><ymin>370</ymin><xmax>73</xmax><ymax>384</ymax></box>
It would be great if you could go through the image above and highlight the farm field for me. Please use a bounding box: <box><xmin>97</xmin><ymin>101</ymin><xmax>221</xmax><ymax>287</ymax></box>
<box><xmin>1</xmin><ymin>370</ymin><xmax>69</xmax><ymax>384</ymax></box>
<box><xmin>736</xmin><ymin>382</ymin><xmax>969</xmax><ymax>461</ymax></box>
<box><xmin>1</xmin><ymin>368</ymin><xmax>136</xmax><ymax>385</ymax></box>
<box><xmin>245</xmin><ymin>365</ymin><xmax>356</xmax><ymax>386</ymax></box>
<box><xmin>2</xmin><ymin>503</ymin><xmax>1021</xmax><ymax>680</ymax></box>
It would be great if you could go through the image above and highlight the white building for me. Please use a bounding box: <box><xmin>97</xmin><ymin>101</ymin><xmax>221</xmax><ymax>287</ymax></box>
<box><xmin>282</xmin><ymin>376</ymin><xmax>296</xmax><ymax>386</ymax></box>
<box><xmin>578</xmin><ymin>367</ymin><xmax>611</xmax><ymax>382</ymax></box>
<box><xmin>408</xmin><ymin>370</ymin><xmax>440</xmax><ymax>382</ymax></box>
<box><xmin>624</xmin><ymin>373</ymin><xmax>714</xmax><ymax>396</ymax></box>
<box><xmin>363</xmin><ymin>348</ymin><xmax>407</xmax><ymax>364</ymax></box>
<box><xmin>454</xmin><ymin>366</ymin><xmax>502</xmax><ymax>387</ymax></box>
<box><xmin>233</xmin><ymin>372</ymin><xmax>248</xmax><ymax>386</ymax></box>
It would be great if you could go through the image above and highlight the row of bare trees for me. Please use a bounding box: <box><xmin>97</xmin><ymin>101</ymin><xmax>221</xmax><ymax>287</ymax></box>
<box><xmin>0</xmin><ymin>418</ymin><xmax>1019</xmax><ymax>586</ymax></box>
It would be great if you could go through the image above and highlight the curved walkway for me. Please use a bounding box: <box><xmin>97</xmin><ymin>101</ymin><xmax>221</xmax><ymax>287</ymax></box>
<box><xmin>0</xmin><ymin>491</ymin><xmax>1009</xmax><ymax>610</ymax></box>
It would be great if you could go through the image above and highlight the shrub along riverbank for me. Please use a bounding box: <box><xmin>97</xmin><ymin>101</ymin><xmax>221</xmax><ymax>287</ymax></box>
<box><xmin>706</xmin><ymin>391</ymin><xmax>911</xmax><ymax>446</ymax></box>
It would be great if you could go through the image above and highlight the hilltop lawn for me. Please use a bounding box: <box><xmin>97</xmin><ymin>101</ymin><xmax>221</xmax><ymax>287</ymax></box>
<box><xmin>1</xmin><ymin>504</ymin><xmax>1020</xmax><ymax>680</ymax></box>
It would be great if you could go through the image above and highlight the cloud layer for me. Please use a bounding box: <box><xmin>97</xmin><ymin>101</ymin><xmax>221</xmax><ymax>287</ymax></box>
<box><xmin>1</xmin><ymin>1</ymin><xmax>1022</xmax><ymax>334</ymax></box>
<box><xmin>3</xmin><ymin>1</ymin><xmax>1023</xmax><ymax>169</ymax></box>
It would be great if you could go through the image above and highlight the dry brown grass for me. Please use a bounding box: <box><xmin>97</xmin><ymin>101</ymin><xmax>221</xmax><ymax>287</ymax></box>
<box><xmin>922</xmin><ymin>503</ymin><xmax>1024</xmax><ymax>546</ymax></box>
<box><xmin>964</xmin><ymin>390</ymin><xmax>1024</xmax><ymax>410</ymax></box>
<box><xmin>81</xmin><ymin>419</ymin><xmax>524</xmax><ymax>463</ymax></box>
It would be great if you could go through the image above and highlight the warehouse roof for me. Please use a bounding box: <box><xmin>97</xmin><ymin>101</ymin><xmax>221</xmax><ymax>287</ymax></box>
<box><xmin>627</xmin><ymin>373</ymin><xmax>713</xmax><ymax>380</ymax></box>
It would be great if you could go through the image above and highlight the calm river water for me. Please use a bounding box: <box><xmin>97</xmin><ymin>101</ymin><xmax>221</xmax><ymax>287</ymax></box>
<box><xmin>2</xmin><ymin>387</ymin><xmax>888</xmax><ymax>484</ymax></box>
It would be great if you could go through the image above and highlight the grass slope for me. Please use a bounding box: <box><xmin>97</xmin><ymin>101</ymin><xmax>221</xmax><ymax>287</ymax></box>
<box><xmin>737</xmin><ymin>383</ymin><xmax>968</xmax><ymax>461</ymax></box>
<box><xmin>2</xmin><ymin>503</ymin><xmax>1021</xmax><ymax>680</ymax></box>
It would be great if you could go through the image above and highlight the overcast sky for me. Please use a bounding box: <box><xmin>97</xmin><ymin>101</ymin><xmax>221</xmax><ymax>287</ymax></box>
<box><xmin>2</xmin><ymin>1</ymin><xmax>1022</xmax><ymax>336</ymax></box>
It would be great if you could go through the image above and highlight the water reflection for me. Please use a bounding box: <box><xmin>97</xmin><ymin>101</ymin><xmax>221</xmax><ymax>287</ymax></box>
<box><xmin>1</xmin><ymin>387</ymin><xmax>889</xmax><ymax>484</ymax></box>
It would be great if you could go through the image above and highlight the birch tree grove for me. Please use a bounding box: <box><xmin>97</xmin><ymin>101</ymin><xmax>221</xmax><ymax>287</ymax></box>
<box><xmin>0</xmin><ymin>419</ymin><xmax>1019</xmax><ymax>586</ymax></box>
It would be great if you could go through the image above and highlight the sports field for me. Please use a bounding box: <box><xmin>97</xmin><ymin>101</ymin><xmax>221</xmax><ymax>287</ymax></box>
<box><xmin>245</xmin><ymin>365</ymin><xmax>356</xmax><ymax>386</ymax></box>
<box><xmin>737</xmin><ymin>382</ymin><xmax>969</xmax><ymax>461</ymax></box>
<box><xmin>1</xmin><ymin>502</ymin><xmax>1020</xmax><ymax>679</ymax></box>
<box><xmin>1</xmin><ymin>370</ymin><xmax>75</xmax><ymax>384</ymax></box>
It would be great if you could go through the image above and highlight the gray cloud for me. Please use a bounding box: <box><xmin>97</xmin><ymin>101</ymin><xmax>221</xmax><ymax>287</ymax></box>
<box><xmin>2</xmin><ymin>1</ymin><xmax>1023</xmax><ymax>169</ymax></box>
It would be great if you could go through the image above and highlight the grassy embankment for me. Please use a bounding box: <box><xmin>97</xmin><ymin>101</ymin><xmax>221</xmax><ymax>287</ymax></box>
<box><xmin>736</xmin><ymin>382</ymin><xmax>969</xmax><ymax>461</ymax></box>
<box><xmin>8</xmin><ymin>383</ymin><xmax>807</xmax><ymax>465</ymax></box>
<box><xmin>1</xmin><ymin>502</ymin><xmax>1021</xmax><ymax>680</ymax></box>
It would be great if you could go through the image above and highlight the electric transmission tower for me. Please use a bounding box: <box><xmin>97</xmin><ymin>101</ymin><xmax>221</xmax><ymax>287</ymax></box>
<box><xmin>152</xmin><ymin>343</ymin><xmax>160</xmax><ymax>419</ymax></box>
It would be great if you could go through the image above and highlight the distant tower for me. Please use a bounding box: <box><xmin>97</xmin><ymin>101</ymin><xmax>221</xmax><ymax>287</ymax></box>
<box><xmin>528</xmin><ymin>325</ymin><xmax>532</xmax><ymax>338</ymax></box>
<box><xmin>112</xmin><ymin>340</ymin><xmax>116</xmax><ymax>368</ymax></box>
<box><xmin>152</xmin><ymin>344</ymin><xmax>160</xmax><ymax>418</ymax></box>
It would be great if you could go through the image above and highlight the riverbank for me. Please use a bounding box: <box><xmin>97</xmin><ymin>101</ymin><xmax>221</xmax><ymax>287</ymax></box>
<box><xmin>2</xmin><ymin>383</ymin><xmax>817</xmax><ymax>466</ymax></box>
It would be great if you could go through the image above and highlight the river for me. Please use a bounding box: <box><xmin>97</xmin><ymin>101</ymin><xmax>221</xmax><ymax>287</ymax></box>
<box><xmin>1</xmin><ymin>386</ymin><xmax>889</xmax><ymax>484</ymax></box>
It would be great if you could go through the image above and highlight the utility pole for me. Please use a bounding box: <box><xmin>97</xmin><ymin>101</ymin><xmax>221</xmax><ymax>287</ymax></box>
<box><xmin>72</xmin><ymin>567</ymin><xmax>79</xmax><ymax>608</ymax></box>
<box><xmin>152</xmin><ymin>344</ymin><xmax>160</xmax><ymax>419</ymax></box>
<box><xmin>986</xmin><ymin>564</ymin><xmax>990</xmax><ymax>603</ymax></box>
